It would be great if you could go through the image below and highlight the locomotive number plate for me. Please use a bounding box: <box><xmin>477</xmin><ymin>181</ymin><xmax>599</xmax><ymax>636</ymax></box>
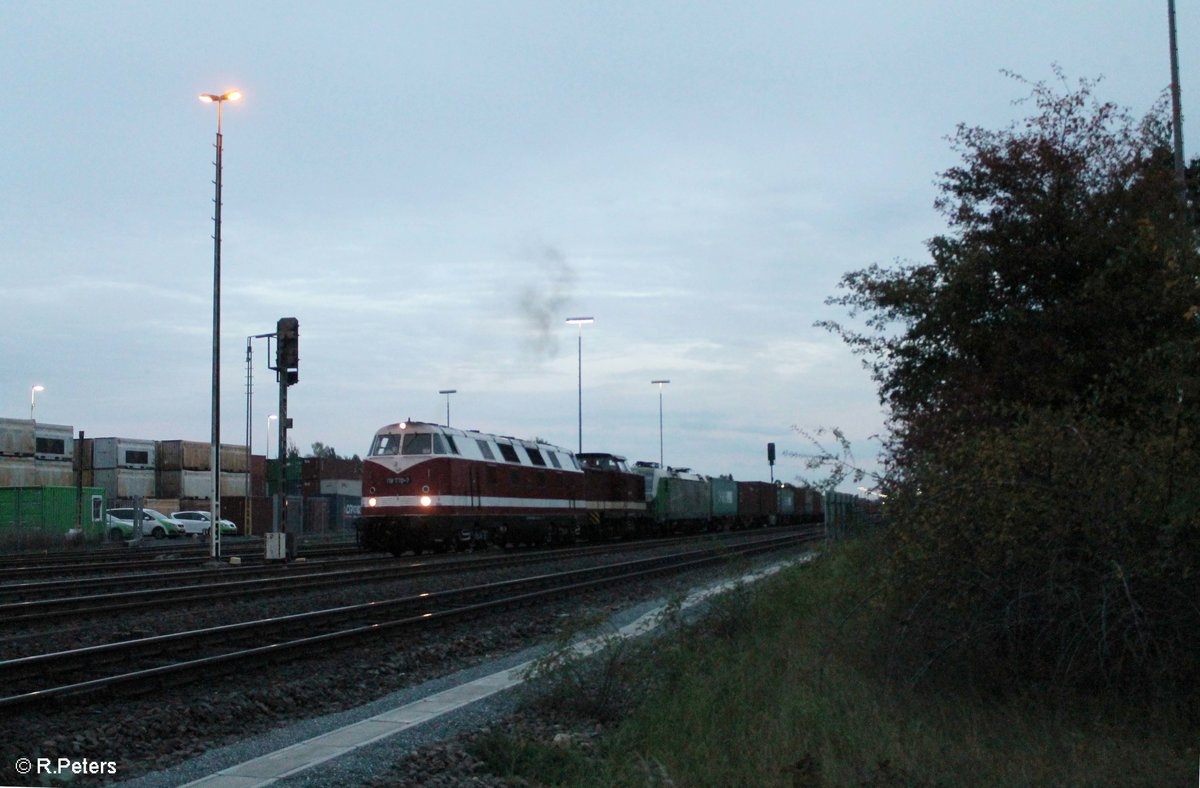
<box><xmin>385</xmin><ymin>476</ymin><xmax>411</xmax><ymax>486</ymax></box>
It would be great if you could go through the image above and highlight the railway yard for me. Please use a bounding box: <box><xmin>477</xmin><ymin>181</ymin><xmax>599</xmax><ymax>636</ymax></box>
<box><xmin>0</xmin><ymin>527</ymin><xmax>819</xmax><ymax>785</ymax></box>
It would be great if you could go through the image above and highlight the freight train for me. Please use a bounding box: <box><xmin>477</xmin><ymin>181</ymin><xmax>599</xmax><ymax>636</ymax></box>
<box><xmin>356</xmin><ymin>420</ymin><xmax>822</xmax><ymax>556</ymax></box>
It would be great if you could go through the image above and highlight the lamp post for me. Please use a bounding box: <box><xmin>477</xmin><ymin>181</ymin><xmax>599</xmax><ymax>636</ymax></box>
<box><xmin>199</xmin><ymin>88</ymin><xmax>240</xmax><ymax>560</ymax></box>
<box><xmin>1169</xmin><ymin>0</ymin><xmax>1187</xmax><ymax>207</ymax></box>
<box><xmin>651</xmin><ymin>380</ymin><xmax>670</xmax><ymax>467</ymax></box>
<box><xmin>565</xmin><ymin>317</ymin><xmax>594</xmax><ymax>453</ymax></box>
<box><xmin>244</xmin><ymin>331</ymin><xmax>273</xmax><ymax>537</ymax></box>
<box><xmin>30</xmin><ymin>385</ymin><xmax>44</xmax><ymax>421</ymax></box>
<box><xmin>438</xmin><ymin>389</ymin><xmax>457</xmax><ymax>427</ymax></box>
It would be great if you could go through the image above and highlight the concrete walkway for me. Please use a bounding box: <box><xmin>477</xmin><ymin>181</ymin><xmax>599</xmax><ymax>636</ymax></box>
<box><xmin>183</xmin><ymin>558</ymin><xmax>805</xmax><ymax>787</ymax></box>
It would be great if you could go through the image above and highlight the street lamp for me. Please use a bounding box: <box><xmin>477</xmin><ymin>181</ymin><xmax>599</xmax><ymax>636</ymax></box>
<box><xmin>199</xmin><ymin>88</ymin><xmax>240</xmax><ymax>560</ymax></box>
<box><xmin>438</xmin><ymin>389</ymin><xmax>457</xmax><ymax>427</ymax></box>
<box><xmin>565</xmin><ymin>317</ymin><xmax>594</xmax><ymax>453</ymax></box>
<box><xmin>651</xmin><ymin>380</ymin><xmax>670</xmax><ymax>467</ymax></box>
<box><xmin>30</xmin><ymin>385</ymin><xmax>44</xmax><ymax>421</ymax></box>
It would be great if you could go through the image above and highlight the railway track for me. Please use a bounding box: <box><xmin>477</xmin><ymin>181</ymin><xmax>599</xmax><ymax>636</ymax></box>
<box><xmin>0</xmin><ymin>528</ymin><xmax>804</xmax><ymax>621</ymax></box>
<box><xmin>0</xmin><ymin>538</ymin><xmax>363</xmax><ymax>580</ymax></box>
<box><xmin>0</xmin><ymin>530</ymin><xmax>816</xmax><ymax>709</ymax></box>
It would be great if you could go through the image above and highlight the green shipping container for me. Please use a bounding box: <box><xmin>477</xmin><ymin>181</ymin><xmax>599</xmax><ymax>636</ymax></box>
<box><xmin>266</xmin><ymin>458</ymin><xmax>303</xmax><ymax>495</ymax></box>
<box><xmin>709</xmin><ymin>476</ymin><xmax>738</xmax><ymax>518</ymax></box>
<box><xmin>0</xmin><ymin>486</ymin><xmax>107</xmax><ymax>541</ymax></box>
<box><xmin>777</xmin><ymin>484</ymin><xmax>796</xmax><ymax>516</ymax></box>
<box><xmin>655</xmin><ymin>476</ymin><xmax>709</xmax><ymax>521</ymax></box>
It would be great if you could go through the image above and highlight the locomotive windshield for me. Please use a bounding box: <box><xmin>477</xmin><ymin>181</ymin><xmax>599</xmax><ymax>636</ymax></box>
<box><xmin>369</xmin><ymin>432</ymin><xmax>442</xmax><ymax>456</ymax></box>
<box><xmin>371</xmin><ymin>435</ymin><xmax>401</xmax><ymax>455</ymax></box>
<box><xmin>402</xmin><ymin>434</ymin><xmax>433</xmax><ymax>455</ymax></box>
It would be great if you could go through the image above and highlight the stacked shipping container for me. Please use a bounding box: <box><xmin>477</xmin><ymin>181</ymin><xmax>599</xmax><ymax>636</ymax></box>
<box><xmin>2</xmin><ymin>418</ymin><xmax>365</xmax><ymax>541</ymax></box>
<box><xmin>0</xmin><ymin>419</ymin><xmax>77</xmax><ymax>488</ymax></box>
<box><xmin>89</xmin><ymin>437</ymin><xmax>157</xmax><ymax>498</ymax></box>
<box><xmin>158</xmin><ymin>439</ymin><xmax>250</xmax><ymax>498</ymax></box>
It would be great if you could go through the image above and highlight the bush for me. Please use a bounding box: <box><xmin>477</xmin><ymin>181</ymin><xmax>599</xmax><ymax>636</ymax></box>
<box><xmin>880</xmin><ymin>405</ymin><xmax>1200</xmax><ymax>705</ymax></box>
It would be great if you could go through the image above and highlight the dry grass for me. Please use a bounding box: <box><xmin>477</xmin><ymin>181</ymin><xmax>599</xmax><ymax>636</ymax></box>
<box><xmin>491</xmin><ymin>537</ymin><xmax>1198</xmax><ymax>786</ymax></box>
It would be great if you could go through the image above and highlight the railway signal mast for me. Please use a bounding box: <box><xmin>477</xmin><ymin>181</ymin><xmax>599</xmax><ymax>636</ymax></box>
<box><xmin>267</xmin><ymin>317</ymin><xmax>299</xmax><ymax>560</ymax></box>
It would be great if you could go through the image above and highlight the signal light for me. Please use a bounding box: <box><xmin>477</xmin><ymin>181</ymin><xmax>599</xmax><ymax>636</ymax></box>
<box><xmin>275</xmin><ymin>317</ymin><xmax>299</xmax><ymax>387</ymax></box>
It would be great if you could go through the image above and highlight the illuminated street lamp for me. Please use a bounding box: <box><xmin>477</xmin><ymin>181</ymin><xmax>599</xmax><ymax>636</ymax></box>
<box><xmin>651</xmin><ymin>380</ymin><xmax>670</xmax><ymax>467</ymax></box>
<box><xmin>30</xmin><ymin>385</ymin><xmax>44</xmax><ymax>421</ymax></box>
<box><xmin>438</xmin><ymin>389</ymin><xmax>457</xmax><ymax>427</ymax></box>
<box><xmin>200</xmin><ymin>88</ymin><xmax>241</xmax><ymax>560</ymax></box>
<box><xmin>565</xmin><ymin>317</ymin><xmax>594</xmax><ymax>452</ymax></box>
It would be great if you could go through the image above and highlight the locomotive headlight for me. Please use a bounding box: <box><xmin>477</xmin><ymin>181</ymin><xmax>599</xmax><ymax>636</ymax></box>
<box><xmin>420</xmin><ymin>495</ymin><xmax>432</xmax><ymax>507</ymax></box>
<box><xmin>367</xmin><ymin>497</ymin><xmax>378</xmax><ymax>507</ymax></box>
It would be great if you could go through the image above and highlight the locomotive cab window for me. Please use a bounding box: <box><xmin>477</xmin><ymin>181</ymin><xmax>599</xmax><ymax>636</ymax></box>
<box><xmin>497</xmin><ymin>443</ymin><xmax>522</xmax><ymax>464</ymax></box>
<box><xmin>445</xmin><ymin>435</ymin><xmax>460</xmax><ymax>455</ymax></box>
<box><xmin>371</xmin><ymin>435</ymin><xmax>402</xmax><ymax>455</ymax></box>
<box><xmin>546</xmin><ymin>452</ymin><xmax>562</xmax><ymax>469</ymax></box>
<box><xmin>526</xmin><ymin>447</ymin><xmax>547</xmax><ymax>466</ymax></box>
<box><xmin>401</xmin><ymin>433</ymin><xmax>433</xmax><ymax>455</ymax></box>
<box><xmin>432</xmin><ymin>434</ymin><xmax>447</xmax><ymax>454</ymax></box>
<box><xmin>476</xmin><ymin>439</ymin><xmax>496</xmax><ymax>460</ymax></box>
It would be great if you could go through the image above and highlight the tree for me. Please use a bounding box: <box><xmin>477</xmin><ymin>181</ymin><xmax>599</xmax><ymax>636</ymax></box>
<box><xmin>825</xmin><ymin>73</ymin><xmax>1196</xmax><ymax>458</ymax></box>
<box><xmin>307</xmin><ymin>442</ymin><xmax>360</xmax><ymax>462</ymax></box>
<box><xmin>822</xmin><ymin>73</ymin><xmax>1200</xmax><ymax>701</ymax></box>
<box><xmin>309</xmin><ymin>442</ymin><xmax>338</xmax><ymax>459</ymax></box>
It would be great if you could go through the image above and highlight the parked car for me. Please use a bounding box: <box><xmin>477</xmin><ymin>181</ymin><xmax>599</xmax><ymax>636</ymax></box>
<box><xmin>172</xmin><ymin>510</ymin><xmax>238</xmax><ymax>537</ymax></box>
<box><xmin>106</xmin><ymin>508</ymin><xmax>184</xmax><ymax>539</ymax></box>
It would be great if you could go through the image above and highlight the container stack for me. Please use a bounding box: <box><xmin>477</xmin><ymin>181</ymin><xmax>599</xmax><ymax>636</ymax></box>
<box><xmin>301</xmin><ymin>456</ymin><xmax>362</xmax><ymax>496</ymax></box>
<box><xmin>0</xmin><ymin>420</ymin><xmax>79</xmax><ymax>488</ymax></box>
<box><xmin>0</xmin><ymin>419</ymin><xmax>36</xmax><ymax>488</ymax></box>
<box><xmin>158</xmin><ymin>439</ymin><xmax>252</xmax><ymax>498</ymax></box>
<box><xmin>2</xmin><ymin>413</ymin><xmax>351</xmax><ymax>541</ymax></box>
<box><xmin>300</xmin><ymin>456</ymin><xmax>362</xmax><ymax>535</ymax></box>
<box><xmin>33</xmin><ymin>423</ymin><xmax>75</xmax><ymax>486</ymax></box>
<box><xmin>92</xmin><ymin>437</ymin><xmax>157</xmax><ymax>500</ymax></box>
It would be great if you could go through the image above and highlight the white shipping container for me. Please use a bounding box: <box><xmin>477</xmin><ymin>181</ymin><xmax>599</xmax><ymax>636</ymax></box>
<box><xmin>158</xmin><ymin>471</ymin><xmax>250</xmax><ymax>499</ymax></box>
<box><xmin>0</xmin><ymin>456</ymin><xmax>36</xmax><ymax>486</ymax></box>
<box><xmin>159</xmin><ymin>470</ymin><xmax>211</xmax><ymax>499</ymax></box>
<box><xmin>35</xmin><ymin>463</ymin><xmax>74</xmax><ymax>487</ymax></box>
<box><xmin>34</xmin><ymin>423</ymin><xmax>74</xmax><ymax>462</ymax></box>
<box><xmin>319</xmin><ymin>479</ymin><xmax>360</xmax><ymax>496</ymax></box>
<box><xmin>92</xmin><ymin>438</ymin><xmax>157</xmax><ymax>470</ymax></box>
<box><xmin>94</xmin><ymin>468</ymin><xmax>156</xmax><ymax>499</ymax></box>
<box><xmin>0</xmin><ymin>419</ymin><xmax>35</xmax><ymax>457</ymax></box>
<box><xmin>221</xmin><ymin>471</ymin><xmax>248</xmax><ymax>497</ymax></box>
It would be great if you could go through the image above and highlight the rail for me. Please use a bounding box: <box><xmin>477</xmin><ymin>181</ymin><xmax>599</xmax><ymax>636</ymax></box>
<box><xmin>0</xmin><ymin>530</ymin><xmax>817</xmax><ymax>709</ymax></box>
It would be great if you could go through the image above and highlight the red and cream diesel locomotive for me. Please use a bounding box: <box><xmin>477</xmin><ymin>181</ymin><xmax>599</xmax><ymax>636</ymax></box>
<box><xmin>357</xmin><ymin>420</ymin><xmax>645</xmax><ymax>555</ymax></box>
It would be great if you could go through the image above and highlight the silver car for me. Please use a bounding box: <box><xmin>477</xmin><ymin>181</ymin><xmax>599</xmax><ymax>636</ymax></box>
<box><xmin>172</xmin><ymin>510</ymin><xmax>238</xmax><ymax>537</ymax></box>
<box><xmin>106</xmin><ymin>508</ymin><xmax>184</xmax><ymax>539</ymax></box>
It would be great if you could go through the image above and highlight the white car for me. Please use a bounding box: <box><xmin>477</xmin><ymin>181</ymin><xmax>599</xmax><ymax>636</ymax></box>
<box><xmin>172</xmin><ymin>510</ymin><xmax>238</xmax><ymax>537</ymax></box>
<box><xmin>106</xmin><ymin>508</ymin><xmax>185</xmax><ymax>539</ymax></box>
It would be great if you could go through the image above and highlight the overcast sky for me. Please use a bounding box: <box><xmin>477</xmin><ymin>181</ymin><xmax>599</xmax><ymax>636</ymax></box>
<box><xmin>2</xmin><ymin>2</ymin><xmax>1194</xmax><ymax>490</ymax></box>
